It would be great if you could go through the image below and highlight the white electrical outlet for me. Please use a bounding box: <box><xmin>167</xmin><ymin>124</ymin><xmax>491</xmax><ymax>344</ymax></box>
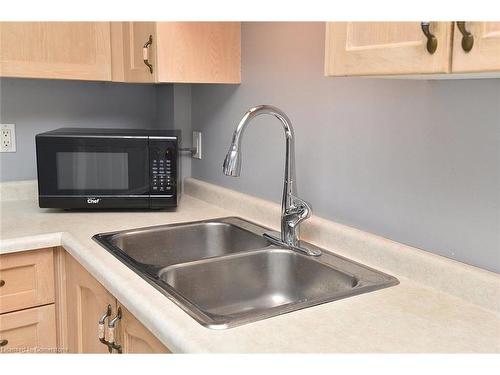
<box><xmin>1</xmin><ymin>124</ymin><xmax>16</xmax><ymax>153</ymax></box>
<box><xmin>192</xmin><ymin>131</ymin><xmax>202</xmax><ymax>159</ymax></box>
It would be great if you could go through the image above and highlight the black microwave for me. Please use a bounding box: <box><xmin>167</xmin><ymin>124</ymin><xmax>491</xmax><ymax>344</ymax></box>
<box><xmin>35</xmin><ymin>128</ymin><xmax>180</xmax><ymax>210</ymax></box>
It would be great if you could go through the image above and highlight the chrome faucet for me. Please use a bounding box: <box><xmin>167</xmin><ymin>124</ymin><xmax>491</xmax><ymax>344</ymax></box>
<box><xmin>223</xmin><ymin>105</ymin><xmax>321</xmax><ymax>256</ymax></box>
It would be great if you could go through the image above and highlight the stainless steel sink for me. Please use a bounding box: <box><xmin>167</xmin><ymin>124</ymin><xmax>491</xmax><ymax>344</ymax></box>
<box><xmin>93</xmin><ymin>217</ymin><xmax>398</xmax><ymax>329</ymax></box>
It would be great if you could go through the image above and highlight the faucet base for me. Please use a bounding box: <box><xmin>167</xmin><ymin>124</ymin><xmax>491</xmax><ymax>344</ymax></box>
<box><xmin>263</xmin><ymin>232</ymin><xmax>322</xmax><ymax>257</ymax></box>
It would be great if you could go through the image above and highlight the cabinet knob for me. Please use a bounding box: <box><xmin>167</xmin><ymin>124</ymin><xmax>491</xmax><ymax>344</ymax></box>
<box><xmin>0</xmin><ymin>339</ymin><xmax>8</xmax><ymax>347</ymax></box>
<box><xmin>0</xmin><ymin>280</ymin><xmax>5</xmax><ymax>287</ymax></box>
<box><xmin>420</xmin><ymin>22</ymin><xmax>438</xmax><ymax>54</ymax></box>
<box><xmin>456</xmin><ymin>22</ymin><xmax>474</xmax><ymax>52</ymax></box>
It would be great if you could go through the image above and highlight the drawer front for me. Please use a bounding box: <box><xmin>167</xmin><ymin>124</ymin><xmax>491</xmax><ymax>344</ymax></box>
<box><xmin>0</xmin><ymin>304</ymin><xmax>57</xmax><ymax>353</ymax></box>
<box><xmin>0</xmin><ymin>248</ymin><xmax>55</xmax><ymax>314</ymax></box>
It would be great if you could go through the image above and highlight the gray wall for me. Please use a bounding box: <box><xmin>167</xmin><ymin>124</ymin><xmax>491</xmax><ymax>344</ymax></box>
<box><xmin>191</xmin><ymin>22</ymin><xmax>500</xmax><ymax>272</ymax></box>
<box><xmin>0</xmin><ymin>78</ymin><xmax>160</xmax><ymax>181</ymax></box>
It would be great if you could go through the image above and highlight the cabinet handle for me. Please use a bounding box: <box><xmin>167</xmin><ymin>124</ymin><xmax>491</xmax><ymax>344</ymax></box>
<box><xmin>143</xmin><ymin>35</ymin><xmax>154</xmax><ymax>74</ymax></box>
<box><xmin>98</xmin><ymin>304</ymin><xmax>113</xmax><ymax>353</ymax></box>
<box><xmin>0</xmin><ymin>280</ymin><xmax>5</xmax><ymax>287</ymax></box>
<box><xmin>456</xmin><ymin>22</ymin><xmax>474</xmax><ymax>52</ymax></box>
<box><xmin>107</xmin><ymin>307</ymin><xmax>122</xmax><ymax>354</ymax></box>
<box><xmin>0</xmin><ymin>339</ymin><xmax>8</xmax><ymax>347</ymax></box>
<box><xmin>420</xmin><ymin>22</ymin><xmax>438</xmax><ymax>54</ymax></box>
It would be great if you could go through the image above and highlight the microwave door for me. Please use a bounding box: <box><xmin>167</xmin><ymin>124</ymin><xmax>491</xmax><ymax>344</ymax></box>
<box><xmin>36</xmin><ymin>136</ymin><xmax>150</xmax><ymax>203</ymax></box>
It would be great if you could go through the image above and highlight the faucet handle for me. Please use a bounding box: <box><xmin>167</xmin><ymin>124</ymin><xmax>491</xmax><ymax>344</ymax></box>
<box><xmin>276</xmin><ymin>195</ymin><xmax>319</xmax><ymax>256</ymax></box>
<box><xmin>285</xmin><ymin>195</ymin><xmax>312</xmax><ymax>227</ymax></box>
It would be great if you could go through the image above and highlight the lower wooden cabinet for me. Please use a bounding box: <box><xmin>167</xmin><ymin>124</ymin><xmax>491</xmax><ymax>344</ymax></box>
<box><xmin>65</xmin><ymin>253</ymin><xmax>117</xmax><ymax>353</ymax></box>
<box><xmin>0</xmin><ymin>304</ymin><xmax>57</xmax><ymax>353</ymax></box>
<box><xmin>0</xmin><ymin>247</ymin><xmax>171</xmax><ymax>354</ymax></box>
<box><xmin>0</xmin><ymin>248</ymin><xmax>57</xmax><ymax>354</ymax></box>
<box><xmin>64</xmin><ymin>251</ymin><xmax>170</xmax><ymax>354</ymax></box>
<box><xmin>118</xmin><ymin>305</ymin><xmax>170</xmax><ymax>354</ymax></box>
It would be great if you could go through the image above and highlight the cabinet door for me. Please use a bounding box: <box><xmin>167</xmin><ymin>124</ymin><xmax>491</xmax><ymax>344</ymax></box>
<box><xmin>117</xmin><ymin>304</ymin><xmax>170</xmax><ymax>353</ymax></box>
<box><xmin>65</xmin><ymin>254</ymin><xmax>117</xmax><ymax>353</ymax></box>
<box><xmin>452</xmin><ymin>22</ymin><xmax>500</xmax><ymax>73</ymax></box>
<box><xmin>155</xmin><ymin>22</ymin><xmax>241</xmax><ymax>83</ymax></box>
<box><xmin>0</xmin><ymin>22</ymin><xmax>112</xmax><ymax>81</ymax></box>
<box><xmin>112</xmin><ymin>22</ymin><xmax>157</xmax><ymax>83</ymax></box>
<box><xmin>0</xmin><ymin>304</ymin><xmax>57</xmax><ymax>353</ymax></box>
<box><xmin>325</xmin><ymin>22</ymin><xmax>452</xmax><ymax>76</ymax></box>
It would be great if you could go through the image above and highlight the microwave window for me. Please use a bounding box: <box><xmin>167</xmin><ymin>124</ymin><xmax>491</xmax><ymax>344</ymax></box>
<box><xmin>56</xmin><ymin>152</ymin><xmax>129</xmax><ymax>190</ymax></box>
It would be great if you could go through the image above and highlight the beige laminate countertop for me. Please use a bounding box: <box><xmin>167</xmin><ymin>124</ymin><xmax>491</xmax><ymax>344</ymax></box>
<box><xmin>1</xmin><ymin>179</ymin><xmax>499</xmax><ymax>353</ymax></box>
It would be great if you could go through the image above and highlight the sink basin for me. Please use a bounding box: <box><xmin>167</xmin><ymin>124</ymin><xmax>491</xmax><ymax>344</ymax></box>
<box><xmin>160</xmin><ymin>248</ymin><xmax>358</xmax><ymax>327</ymax></box>
<box><xmin>99</xmin><ymin>218</ymin><xmax>271</xmax><ymax>269</ymax></box>
<box><xmin>93</xmin><ymin>217</ymin><xmax>398</xmax><ymax>329</ymax></box>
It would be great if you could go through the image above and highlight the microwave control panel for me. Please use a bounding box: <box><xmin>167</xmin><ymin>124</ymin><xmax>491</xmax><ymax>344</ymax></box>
<box><xmin>149</xmin><ymin>139</ymin><xmax>177</xmax><ymax>195</ymax></box>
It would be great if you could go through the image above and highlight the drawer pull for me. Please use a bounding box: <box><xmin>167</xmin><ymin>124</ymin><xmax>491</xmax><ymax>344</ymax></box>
<box><xmin>0</xmin><ymin>339</ymin><xmax>8</xmax><ymax>347</ymax></box>
<box><xmin>0</xmin><ymin>280</ymin><xmax>5</xmax><ymax>287</ymax></box>
<box><xmin>143</xmin><ymin>35</ymin><xmax>154</xmax><ymax>74</ymax></box>
<box><xmin>420</xmin><ymin>22</ymin><xmax>438</xmax><ymax>54</ymax></box>
<box><xmin>98</xmin><ymin>305</ymin><xmax>113</xmax><ymax>353</ymax></box>
<box><xmin>456</xmin><ymin>21</ymin><xmax>474</xmax><ymax>52</ymax></box>
<box><xmin>108</xmin><ymin>307</ymin><xmax>122</xmax><ymax>354</ymax></box>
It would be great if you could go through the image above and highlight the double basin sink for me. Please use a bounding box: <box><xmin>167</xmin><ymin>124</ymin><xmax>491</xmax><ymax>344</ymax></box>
<box><xmin>93</xmin><ymin>217</ymin><xmax>398</xmax><ymax>329</ymax></box>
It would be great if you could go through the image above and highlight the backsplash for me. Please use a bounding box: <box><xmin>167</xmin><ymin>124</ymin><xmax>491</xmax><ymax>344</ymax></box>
<box><xmin>189</xmin><ymin>22</ymin><xmax>500</xmax><ymax>272</ymax></box>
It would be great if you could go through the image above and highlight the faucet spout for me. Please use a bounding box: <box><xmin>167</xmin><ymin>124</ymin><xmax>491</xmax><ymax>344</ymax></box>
<box><xmin>223</xmin><ymin>105</ymin><xmax>320</xmax><ymax>256</ymax></box>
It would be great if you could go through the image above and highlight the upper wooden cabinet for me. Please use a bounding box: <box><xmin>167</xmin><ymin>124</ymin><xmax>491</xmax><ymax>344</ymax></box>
<box><xmin>111</xmin><ymin>22</ymin><xmax>157</xmax><ymax>83</ymax></box>
<box><xmin>325</xmin><ymin>22</ymin><xmax>500</xmax><ymax>77</ymax></box>
<box><xmin>325</xmin><ymin>22</ymin><xmax>452</xmax><ymax>76</ymax></box>
<box><xmin>0</xmin><ymin>21</ymin><xmax>240</xmax><ymax>84</ymax></box>
<box><xmin>112</xmin><ymin>22</ymin><xmax>241</xmax><ymax>83</ymax></box>
<box><xmin>0</xmin><ymin>22</ymin><xmax>112</xmax><ymax>81</ymax></box>
<box><xmin>452</xmin><ymin>22</ymin><xmax>500</xmax><ymax>73</ymax></box>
